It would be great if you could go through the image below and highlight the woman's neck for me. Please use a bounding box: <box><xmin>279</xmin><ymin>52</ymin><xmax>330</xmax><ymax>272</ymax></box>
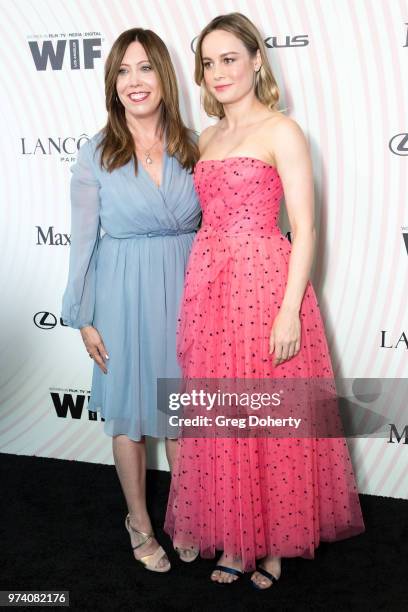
<box><xmin>125</xmin><ymin>110</ymin><xmax>163</xmax><ymax>144</ymax></box>
<box><xmin>221</xmin><ymin>95</ymin><xmax>268</xmax><ymax>131</ymax></box>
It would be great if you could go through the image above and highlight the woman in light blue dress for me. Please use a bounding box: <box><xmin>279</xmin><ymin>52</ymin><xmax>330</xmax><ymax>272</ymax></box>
<box><xmin>61</xmin><ymin>28</ymin><xmax>200</xmax><ymax>573</ymax></box>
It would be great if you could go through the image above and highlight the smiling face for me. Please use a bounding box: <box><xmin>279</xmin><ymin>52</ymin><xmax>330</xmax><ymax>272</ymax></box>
<box><xmin>116</xmin><ymin>41</ymin><xmax>162</xmax><ymax>118</ymax></box>
<box><xmin>201</xmin><ymin>29</ymin><xmax>261</xmax><ymax>105</ymax></box>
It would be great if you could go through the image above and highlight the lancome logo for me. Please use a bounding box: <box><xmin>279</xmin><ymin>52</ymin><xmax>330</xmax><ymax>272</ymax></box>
<box><xmin>380</xmin><ymin>331</ymin><xmax>408</xmax><ymax>349</ymax></box>
<box><xmin>21</xmin><ymin>134</ymin><xmax>89</xmax><ymax>163</ymax></box>
<box><xmin>21</xmin><ymin>134</ymin><xmax>89</xmax><ymax>159</ymax></box>
<box><xmin>28</xmin><ymin>33</ymin><xmax>102</xmax><ymax>70</ymax></box>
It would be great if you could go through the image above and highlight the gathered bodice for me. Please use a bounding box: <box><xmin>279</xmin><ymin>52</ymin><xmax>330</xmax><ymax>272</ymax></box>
<box><xmin>180</xmin><ymin>157</ymin><xmax>287</xmax><ymax>303</ymax></box>
<box><xmin>193</xmin><ymin>157</ymin><xmax>283</xmax><ymax>235</ymax></box>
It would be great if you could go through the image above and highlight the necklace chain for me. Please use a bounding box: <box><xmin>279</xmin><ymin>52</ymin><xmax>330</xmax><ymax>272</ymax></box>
<box><xmin>133</xmin><ymin>133</ymin><xmax>162</xmax><ymax>165</ymax></box>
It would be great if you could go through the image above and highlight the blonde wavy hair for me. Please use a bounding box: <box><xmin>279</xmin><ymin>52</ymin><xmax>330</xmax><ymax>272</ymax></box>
<box><xmin>194</xmin><ymin>12</ymin><xmax>284</xmax><ymax>119</ymax></box>
<box><xmin>97</xmin><ymin>28</ymin><xmax>199</xmax><ymax>173</ymax></box>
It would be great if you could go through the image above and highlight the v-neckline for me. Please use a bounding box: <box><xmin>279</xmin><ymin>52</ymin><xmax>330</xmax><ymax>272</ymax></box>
<box><xmin>138</xmin><ymin>149</ymin><xmax>167</xmax><ymax>191</ymax></box>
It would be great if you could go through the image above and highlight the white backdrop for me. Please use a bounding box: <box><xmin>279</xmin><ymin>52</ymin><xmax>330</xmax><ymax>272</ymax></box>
<box><xmin>0</xmin><ymin>0</ymin><xmax>407</xmax><ymax>499</ymax></box>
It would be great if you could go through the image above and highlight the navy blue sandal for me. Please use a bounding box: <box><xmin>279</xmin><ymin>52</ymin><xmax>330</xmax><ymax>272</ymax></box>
<box><xmin>252</xmin><ymin>565</ymin><xmax>280</xmax><ymax>590</ymax></box>
<box><xmin>212</xmin><ymin>564</ymin><xmax>244</xmax><ymax>584</ymax></box>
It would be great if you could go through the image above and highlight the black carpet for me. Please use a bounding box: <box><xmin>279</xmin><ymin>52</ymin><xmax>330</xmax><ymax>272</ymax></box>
<box><xmin>1</xmin><ymin>452</ymin><xmax>407</xmax><ymax>611</ymax></box>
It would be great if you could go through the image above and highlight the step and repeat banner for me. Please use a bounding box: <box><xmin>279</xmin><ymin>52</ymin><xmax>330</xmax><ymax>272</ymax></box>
<box><xmin>0</xmin><ymin>0</ymin><xmax>407</xmax><ymax>498</ymax></box>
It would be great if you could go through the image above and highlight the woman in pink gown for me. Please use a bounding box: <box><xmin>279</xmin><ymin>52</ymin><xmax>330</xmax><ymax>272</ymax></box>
<box><xmin>164</xmin><ymin>12</ymin><xmax>365</xmax><ymax>588</ymax></box>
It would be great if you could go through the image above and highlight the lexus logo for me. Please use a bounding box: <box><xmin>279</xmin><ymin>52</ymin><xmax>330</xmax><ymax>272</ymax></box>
<box><xmin>389</xmin><ymin>133</ymin><xmax>408</xmax><ymax>155</ymax></box>
<box><xmin>190</xmin><ymin>33</ymin><xmax>309</xmax><ymax>53</ymax></box>
<box><xmin>33</xmin><ymin>312</ymin><xmax>64</xmax><ymax>329</ymax></box>
<box><xmin>34</xmin><ymin>312</ymin><xmax>57</xmax><ymax>329</ymax></box>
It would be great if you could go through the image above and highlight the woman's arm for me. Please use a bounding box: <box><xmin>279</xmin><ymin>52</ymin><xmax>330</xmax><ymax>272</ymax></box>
<box><xmin>268</xmin><ymin>117</ymin><xmax>316</xmax><ymax>365</ymax></box>
<box><xmin>61</xmin><ymin>140</ymin><xmax>101</xmax><ymax>330</ymax></box>
<box><xmin>61</xmin><ymin>140</ymin><xmax>108</xmax><ymax>373</ymax></box>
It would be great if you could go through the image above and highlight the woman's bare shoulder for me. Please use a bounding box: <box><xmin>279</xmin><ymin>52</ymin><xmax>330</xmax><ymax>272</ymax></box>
<box><xmin>263</xmin><ymin>113</ymin><xmax>305</xmax><ymax>143</ymax></box>
<box><xmin>198</xmin><ymin>124</ymin><xmax>218</xmax><ymax>152</ymax></box>
<box><xmin>265</xmin><ymin>115</ymin><xmax>311</xmax><ymax>175</ymax></box>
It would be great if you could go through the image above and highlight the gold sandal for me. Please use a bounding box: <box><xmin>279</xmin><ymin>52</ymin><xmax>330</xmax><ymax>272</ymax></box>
<box><xmin>125</xmin><ymin>514</ymin><xmax>171</xmax><ymax>573</ymax></box>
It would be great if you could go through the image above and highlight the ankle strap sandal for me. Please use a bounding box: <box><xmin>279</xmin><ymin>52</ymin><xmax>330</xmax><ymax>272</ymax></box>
<box><xmin>125</xmin><ymin>514</ymin><xmax>171</xmax><ymax>573</ymax></box>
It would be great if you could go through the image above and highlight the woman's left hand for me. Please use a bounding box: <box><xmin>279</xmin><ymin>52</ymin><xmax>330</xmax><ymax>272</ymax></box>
<box><xmin>269</xmin><ymin>307</ymin><xmax>301</xmax><ymax>366</ymax></box>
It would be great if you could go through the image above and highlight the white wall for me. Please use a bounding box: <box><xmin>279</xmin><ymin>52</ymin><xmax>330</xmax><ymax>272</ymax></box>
<box><xmin>0</xmin><ymin>0</ymin><xmax>407</xmax><ymax>498</ymax></box>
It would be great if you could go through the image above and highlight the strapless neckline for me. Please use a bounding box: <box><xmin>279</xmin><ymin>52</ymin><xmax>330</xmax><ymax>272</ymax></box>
<box><xmin>196</xmin><ymin>156</ymin><xmax>279</xmax><ymax>173</ymax></box>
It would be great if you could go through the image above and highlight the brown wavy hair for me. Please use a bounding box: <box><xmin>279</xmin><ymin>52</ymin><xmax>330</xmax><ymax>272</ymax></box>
<box><xmin>194</xmin><ymin>13</ymin><xmax>282</xmax><ymax>119</ymax></box>
<box><xmin>97</xmin><ymin>28</ymin><xmax>199</xmax><ymax>173</ymax></box>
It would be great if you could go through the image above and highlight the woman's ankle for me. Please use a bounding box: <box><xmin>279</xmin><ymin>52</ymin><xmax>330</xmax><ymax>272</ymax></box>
<box><xmin>127</xmin><ymin>511</ymin><xmax>152</xmax><ymax>532</ymax></box>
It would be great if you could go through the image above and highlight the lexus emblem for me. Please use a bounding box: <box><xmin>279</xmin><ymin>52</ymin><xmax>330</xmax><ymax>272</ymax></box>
<box><xmin>34</xmin><ymin>311</ymin><xmax>57</xmax><ymax>329</ymax></box>
<box><xmin>389</xmin><ymin>133</ymin><xmax>408</xmax><ymax>155</ymax></box>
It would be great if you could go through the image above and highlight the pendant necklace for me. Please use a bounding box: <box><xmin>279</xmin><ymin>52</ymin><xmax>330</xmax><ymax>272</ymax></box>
<box><xmin>142</xmin><ymin>137</ymin><xmax>161</xmax><ymax>165</ymax></box>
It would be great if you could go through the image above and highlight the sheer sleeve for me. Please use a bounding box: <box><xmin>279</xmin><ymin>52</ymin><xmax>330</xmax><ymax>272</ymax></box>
<box><xmin>61</xmin><ymin>140</ymin><xmax>101</xmax><ymax>329</ymax></box>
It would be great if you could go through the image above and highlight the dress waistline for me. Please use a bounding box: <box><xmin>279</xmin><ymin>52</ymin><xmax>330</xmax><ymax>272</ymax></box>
<box><xmin>106</xmin><ymin>228</ymin><xmax>197</xmax><ymax>239</ymax></box>
<box><xmin>182</xmin><ymin>225</ymin><xmax>286</xmax><ymax>304</ymax></box>
<box><xmin>199</xmin><ymin>225</ymin><xmax>282</xmax><ymax>237</ymax></box>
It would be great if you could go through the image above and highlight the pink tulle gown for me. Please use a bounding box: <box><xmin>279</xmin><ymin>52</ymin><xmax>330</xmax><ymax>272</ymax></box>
<box><xmin>164</xmin><ymin>157</ymin><xmax>365</xmax><ymax>571</ymax></box>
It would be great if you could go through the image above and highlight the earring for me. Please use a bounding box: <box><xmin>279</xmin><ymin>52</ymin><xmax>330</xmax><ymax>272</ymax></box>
<box><xmin>254</xmin><ymin>67</ymin><xmax>261</xmax><ymax>88</ymax></box>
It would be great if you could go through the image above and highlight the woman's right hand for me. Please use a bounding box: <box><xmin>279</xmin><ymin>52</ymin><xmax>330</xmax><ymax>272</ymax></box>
<box><xmin>80</xmin><ymin>325</ymin><xmax>109</xmax><ymax>374</ymax></box>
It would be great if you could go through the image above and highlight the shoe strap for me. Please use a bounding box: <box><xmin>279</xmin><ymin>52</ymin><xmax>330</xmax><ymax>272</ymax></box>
<box><xmin>126</xmin><ymin>515</ymin><xmax>154</xmax><ymax>550</ymax></box>
<box><xmin>140</xmin><ymin>544</ymin><xmax>168</xmax><ymax>569</ymax></box>
<box><xmin>256</xmin><ymin>566</ymin><xmax>279</xmax><ymax>583</ymax></box>
<box><xmin>214</xmin><ymin>565</ymin><xmax>243</xmax><ymax>577</ymax></box>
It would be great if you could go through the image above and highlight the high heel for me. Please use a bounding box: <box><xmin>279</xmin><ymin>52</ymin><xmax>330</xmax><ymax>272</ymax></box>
<box><xmin>125</xmin><ymin>514</ymin><xmax>171</xmax><ymax>573</ymax></box>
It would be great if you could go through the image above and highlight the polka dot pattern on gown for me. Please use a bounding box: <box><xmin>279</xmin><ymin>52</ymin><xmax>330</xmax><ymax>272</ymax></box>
<box><xmin>164</xmin><ymin>157</ymin><xmax>365</xmax><ymax>572</ymax></box>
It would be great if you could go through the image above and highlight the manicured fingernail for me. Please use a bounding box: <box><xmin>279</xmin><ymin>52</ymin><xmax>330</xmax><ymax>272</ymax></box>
<box><xmin>105</xmin><ymin>354</ymin><xmax>109</xmax><ymax>359</ymax></box>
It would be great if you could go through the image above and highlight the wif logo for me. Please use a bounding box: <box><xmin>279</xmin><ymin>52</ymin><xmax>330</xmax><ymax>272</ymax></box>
<box><xmin>50</xmin><ymin>390</ymin><xmax>104</xmax><ymax>422</ymax></box>
<box><xmin>28</xmin><ymin>33</ymin><xmax>102</xmax><ymax>71</ymax></box>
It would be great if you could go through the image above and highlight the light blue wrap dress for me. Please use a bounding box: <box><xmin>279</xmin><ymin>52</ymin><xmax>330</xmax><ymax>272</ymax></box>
<box><xmin>61</xmin><ymin>132</ymin><xmax>201</xmax><ymax>440</ymax></box>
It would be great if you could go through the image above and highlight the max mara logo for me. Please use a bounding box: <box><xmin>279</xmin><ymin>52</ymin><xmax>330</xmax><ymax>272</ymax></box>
<box><xmin>36</xmin><ymin>226</ymin><xmax>71</xmax><ymax>246</ymax></box>
<box><xmin>388</xmin><ymin>424</ymin><xmax>408</xmax><ymax>444</ymax></box>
